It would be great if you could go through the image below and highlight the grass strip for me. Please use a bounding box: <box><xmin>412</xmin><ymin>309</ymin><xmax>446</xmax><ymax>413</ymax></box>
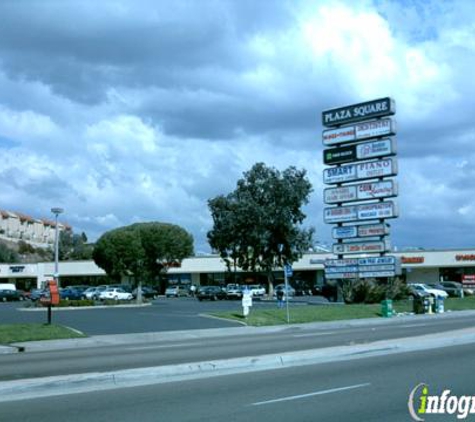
<box><xmin>211</xmin><ymin>296</ymin><xmax>475</xmax><ymax>326</ymax></box>
<box><xmin>0</xmin><ymin>323</ymin><xmax>86</xmax><ymax>345</ymax></box>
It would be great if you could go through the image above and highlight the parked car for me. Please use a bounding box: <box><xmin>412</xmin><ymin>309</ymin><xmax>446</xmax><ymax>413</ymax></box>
<box><xmin>98</xmin><ymin>287</ymin><xmax>133</xmax><ymax>301</ymax></box>
<box><xmin>109</xmin><ymin>284</ymin><xmax>133</xmax><ymax>294</ymax></box>
<box><xmin>29</xmin><ymin>289</ymin><xmax>49</xmax><ymax>301</ymax></box>
<box><xmin>0</xmin><ymin>289</ymin><xmax>26</xmax><ymax>302</ymax></box>
<box><xmin>165</xmin><ymin>286</ymin><xmax>188</xmax><ymax>298</ymax></box>
<box><xmin>273</xmin><ymin>284</ymin><xmax>296</xmax><ymax>299</ymax></box>
<box><xmin>248</xmin><ymin>284</ymin><xmax>266</xmax><ymax>297</ymax></box>
<box><xmin>225</xmin><ymin>283</ymin><xmax>242</xmax><ymax>299</ymax></box>
<box><xmin>68</xmin><ymin>285</ymin><xmax>90</xmax><ymax>294</ymax></box>
<box><xmin>59</xmin><ymin>288</ymin><xmax>83</xmax><ymax>300</ymax></box>
<box><xmin>408</xmin><ymin>283</ymin><xmax>448</xmax><ymax>299</ymax></box>
<box><xmin>132</xmin><ymin>286</ymin><xmax>158</xmax><ymax>299</ymax></box>
<box><xmin>82</xmin><ymin>285</ymin><xmax>108</xmax><ymax>300</ymax></box>
<box><xmin>439</xmin><ymin>281</ymin><xmax>464</xmax><ymax>297</ymax></box>
<box><xmin>197</xmin><ymin>286</ymin><xmax>227</xmax><ymax>301</ymax></box>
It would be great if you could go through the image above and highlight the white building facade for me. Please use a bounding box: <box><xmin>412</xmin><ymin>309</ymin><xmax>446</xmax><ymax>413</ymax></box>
<box><xmin>1</xmin><ymin>249</ymin><xmax>475</xmax><ymax>291</ymax></box>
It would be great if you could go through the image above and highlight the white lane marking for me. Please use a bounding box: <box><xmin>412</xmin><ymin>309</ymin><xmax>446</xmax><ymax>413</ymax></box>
<box><xmin>399</xmin><ymin>324</ymin><xmax>429</xmax><ymax>328</ymax></box>
<box><xmin>126</xmin><ymin>343</ymin><xmax>192</xmax><ymax>351</ymax></box>
<box><xmin>292</xmin><ymin>332</ymin><xmax>336</xmax><ymax>338</ymax></box>
<box><xmin>251</xmin><ymin>383</ymin><xmax>371</xmax><ymax>406</ymax></box>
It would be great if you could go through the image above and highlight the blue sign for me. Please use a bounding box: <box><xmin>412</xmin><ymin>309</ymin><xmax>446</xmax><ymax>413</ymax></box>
<box><xmin>284</xmin><ymin>264</ymin><xmax>293</xmax><ymax>277</ymax></box>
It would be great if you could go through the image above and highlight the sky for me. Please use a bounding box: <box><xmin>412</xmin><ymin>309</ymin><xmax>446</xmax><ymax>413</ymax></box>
<box><xmin>0</xmin><ymin>0</ymin><xmax>474</xmax><ymax>253</ymax></box>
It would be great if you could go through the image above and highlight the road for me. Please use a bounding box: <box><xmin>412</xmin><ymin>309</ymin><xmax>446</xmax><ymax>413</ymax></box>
<box><xmin>1</xmin><ymin>341</ymin><xmax>474</xmax><ymax>421</ymax></box>
<box><xmin>1</xmin><ymin>312</ymin><xmax>474</xmax><ymax>381</ymax></box>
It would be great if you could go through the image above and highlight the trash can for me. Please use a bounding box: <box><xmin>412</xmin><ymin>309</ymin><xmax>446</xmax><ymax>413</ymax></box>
<box><xmin>381</xmin><ymin>299</ymin><xmax>393</xmax><ymax>318</ymax></box>
<box><xmin>434</xmin><ymin>296</ymin><xmax>445</xmax><ymax>313</ymax></box>
<box><xmin>413</xmin><ymin>296</ymin><xmax>425</xmax><ymax>314</ymax></box>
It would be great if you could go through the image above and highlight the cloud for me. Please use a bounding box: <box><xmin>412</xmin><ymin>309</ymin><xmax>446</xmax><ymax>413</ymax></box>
<box><xmin>0</xmin><ymin>0</ymin><xmax>473</xmax><ymax>253</ymax></box>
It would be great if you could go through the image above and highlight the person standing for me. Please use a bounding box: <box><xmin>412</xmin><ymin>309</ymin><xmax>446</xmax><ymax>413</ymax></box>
<box><xmin>276</xmin><ymin>288</ymin><xmax>284</xmax><ymax>308</ymax></box>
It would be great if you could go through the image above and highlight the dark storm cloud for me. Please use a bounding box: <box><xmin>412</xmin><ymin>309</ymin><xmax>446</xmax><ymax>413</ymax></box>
<box><xmin>0</xmin><ymin>1</ymin><xmax>291</xmax><ymax>102</ymax></box>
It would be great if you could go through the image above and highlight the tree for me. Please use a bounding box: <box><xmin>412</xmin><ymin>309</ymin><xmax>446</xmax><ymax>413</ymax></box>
<box><xmin>92</xmin><ymin>222</ymin><xmax>194</xmax><ymax>285</ymax></box>
<box><xmin>0</xmin><ymin>242</ymin><xmax>19</xmax><ymax>263</ymax></box>
<box><xmin>59</xmin><ymin>231</ymin><xmax>94</xmax><ymax>261</ymax></box>
<box><xmin>207</xmin><ymin>162</ymin><xmax>314</xmax><ymax>293</ymax></box>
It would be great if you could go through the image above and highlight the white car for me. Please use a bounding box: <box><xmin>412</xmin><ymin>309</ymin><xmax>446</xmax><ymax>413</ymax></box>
<box><xmin>409</xmin><ymin>283</ymin><xmax>448</xmax><ymax>299</ymax></box>
<box><xmin>249</xmin><ymin>284</ymin><xmax>266</xmax><ymax>297</ymax></box>
<box><xmin>98</xmin><ymin>287</ymin><xmax>133</xmax><ymax>301</ymax></box>
<box><xmin>226</xmin><ymin>284</ymin><xmax>243</xmax><ymax>299</ymax></box>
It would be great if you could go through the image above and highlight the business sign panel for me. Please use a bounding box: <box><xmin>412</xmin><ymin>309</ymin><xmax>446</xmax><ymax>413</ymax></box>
<box><xmin>324</xmin><ymin>180</ymin><xmax>398</xmax><ymax>204</ymax></box>
<box><xmin>325</xmin><ymin>258</ymin><xmax>358</xmax><ymax>267</ymax></box>
<box><xmin>332</xmin><ymin>223</ymin><xmax>390</xmax><ymax>239</ymax></box>
<box><xmin>323</xmin><ymin>145</ymin><xmax>357</xmax><ymax>165</ymax></box>
<box><xmin>358</xmin><ymin>223</ymin><xmax>390</xmax><ymax>237</ymax></box>
<box><xmin>323</xmin><ymin>139</ymin><xmax>396</xmax><ymax>165</ymax></box>
<box><xmin>359</xmin><ymin>271</ymin><xmax>397</xmax><ymax>278</ymax></box>
<box><xmin>357</xmin><ymin>201</ymin><xmax>398</xmax><ymax>220</ymax></box>
<box><xmin>324</xmin><ymin>265</ymin><xmax>359</xmax><ymax>274</ymax></box>
<box><xmin>323</xmin><ymin>118</ymin><xmax>396</xmax><ymax>146</ymax></box>
<box><xmin>325</xmin><ymin>272</ymin><xmax>359</xmax><ymax>280</ymax></box>
<box><xmin>324</xmin><ymin>205</ymin><xmax>358</xmax><ymax>223</ymax></box>
<box><xmin>323</xmin><ymin>157</ymin><xmax>397</xmax><ymax>184</ymax></box>
<box><xmin>332</xmin><ymin>226</ymin><xmax>358</xmax><ymax>239</ymax></box>
<box><xmin>324</xmin><ymin>201</ymin><xmax>398</xmax><ymax>224</ymax></box>
<box><xmin>358</xmin><ymin>256</ymin><xmax>397</xmax><ymax>266</ymax></box>
<box><xmin>322</xmin><ymin>97</ymin><xmax>395</xmax><ymax>127</ymax></box>
<box><xmin>355</xmin><ymin>119</ymin><xmax>396</xmax><ymax>141</ymax></box>
<box><xmin>332</xmin><ymin>239</ymin><xmax>390</xmax><ymax>255</ymax></box>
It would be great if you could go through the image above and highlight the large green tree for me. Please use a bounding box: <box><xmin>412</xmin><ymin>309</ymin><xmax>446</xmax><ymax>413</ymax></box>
<box><xmin>207</xmin><ymin>163</ymin><xmax>314</xmax><ymax>292</ymax></box>
<box><xmin>92</xmin><ymin>222</ymin><xmax>194</xmax><ymax>285</ymax></box>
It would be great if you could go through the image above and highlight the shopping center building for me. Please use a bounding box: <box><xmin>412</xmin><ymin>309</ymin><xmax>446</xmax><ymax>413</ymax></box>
<box><xmin>2</xmin><ymin>248</ymin><xmax>475</xmax><ymax>292</ymax></box>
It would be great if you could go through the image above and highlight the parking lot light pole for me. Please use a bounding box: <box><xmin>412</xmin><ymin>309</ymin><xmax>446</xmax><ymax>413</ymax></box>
<box><xmin>51</xmin><ymin>207</ymin><xmax>64</xmax><ymax>288</ymax></box>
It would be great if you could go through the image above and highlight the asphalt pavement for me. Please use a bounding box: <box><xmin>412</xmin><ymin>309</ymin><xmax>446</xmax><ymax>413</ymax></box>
<box><xmin>1</xmin><ymin>338</ymin><xmax>474</xmax><ymax>421</ymax></box>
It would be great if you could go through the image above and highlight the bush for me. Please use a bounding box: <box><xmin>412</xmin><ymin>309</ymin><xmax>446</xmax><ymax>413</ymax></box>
<box><xmin>56</xmin><ymin>299</ymin><xmax>95</xmax><ymax>307</ymax></box>
<box><xmin>341</xmin><ymin>278</ymin><xmax>409</xmax><ymax>304</ymax></box>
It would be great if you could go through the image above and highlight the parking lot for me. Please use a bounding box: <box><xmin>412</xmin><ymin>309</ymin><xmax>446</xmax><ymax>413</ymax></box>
<box><xmin>0</xmin><ymin>296</ymin><xmax>321</xmax><ymax>336</ymax></box>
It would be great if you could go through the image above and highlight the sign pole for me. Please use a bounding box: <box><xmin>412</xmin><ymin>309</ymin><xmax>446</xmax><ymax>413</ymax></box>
<box><xmin>284</xmin><ymin>266</ymin><xmax>290</xmax><ymax>324</ymax></box>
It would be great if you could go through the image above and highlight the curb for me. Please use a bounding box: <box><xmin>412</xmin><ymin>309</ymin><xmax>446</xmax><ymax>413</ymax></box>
<box><xmin>2</xmin><ymin>327</ymin><xmax>475</xmax><ymax>402</ymax></box>
<box><xmin>10</xmin><ymin>309</ymin><xmax>475</xmax><ymax>353</ymax></box>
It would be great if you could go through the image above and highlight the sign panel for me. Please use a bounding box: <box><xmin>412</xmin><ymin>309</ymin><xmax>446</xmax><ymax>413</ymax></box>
<box><xmin>332</xmin><ymin>239</ymin><xmax>390</xmax><ymax>255</ymax></box>
<box><xmin>324</xmin><ymin>265</ymin><xmax>359</xmax><ymax>274</ymax></box>
<box><xmin>323</xmin><ymin>145</ymin><xmax>357</xmax><ymax>165</ymax></box>
<box><xmin>325</xmin><ymin>272</ymin><xmax>359</xmax><ymax>280</ymax></box>
<box><xmin>324</xmin><ymin>181</ymin><xmax>398</xmax><ymax>204</ymax></box>
<box><xmin>322</xmin><ymin>97</ymin><xmax>395</xmax><ymax>127</ymax></box>
<box><xmin>324</xmin><ymin>205</ymin><xmax>358</xmax><ymax>223</ymax></box>
<box><xmin>323</xmin><ymin>139</ymin><xmax>396</xmax><ymax>165</ymax></box>
<box><xmin>332</xmin><ymin>226</ymin><xmax>358</xmax><ymax>239</ymax></box>
<box><xmin>358</xmin><ymin>223</ymin><xmax>390</xmax><ymax>237</ymax></box>
<box><xmin>357</xmin><ymin>201</ymin><xmax>398</xmax><ymax>220</ymax></box>
<box><xmin>358</xmin><ymin>256</ymin><xmax>397</xmax><ymax>266</ymax></box>
<box><xmin>356</xmin><ymin>138</ymin><xmax>396</xmax><ymax>160</ymax></box>
<box><xmin>355</xmin><ymin>119</ymin><xmax>396</xmax><ymax>141</ymax></box>
<box><xmin>324</xmin><ymin>201</ymin><xmax>398</xmax><ymax>224</ymax></box>
<box><xmin>332</xmin><ymin>224</ymin><xmax>390</xmax><ymax>239</ymax></box>
<box><xmin>359</xmin><ymin>271</ymin><xmax>397</xmax><ymax>278</ymax></box>
<box><xmin>325</xmin><ymin>258</ymin><xmax>358</xmax><ymax>267</ymax></box>
<box><xmin>323</xmin><ymin>157</ymin><xmax>397</xmax><ymax>184</ymax></box>
<box><xmin>323</xmin><ymin>118</ymin><xmax>396</xmax><ymax>146</ymax></box>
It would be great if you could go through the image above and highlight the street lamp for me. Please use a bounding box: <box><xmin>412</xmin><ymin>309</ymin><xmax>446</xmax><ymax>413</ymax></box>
<box><xmin>51</xmin><ymin>207</ymin><xmax>64</xmax><ymax>288</ymax></box>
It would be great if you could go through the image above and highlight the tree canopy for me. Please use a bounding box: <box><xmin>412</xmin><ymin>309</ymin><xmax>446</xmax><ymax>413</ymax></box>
<box><xmin>207</xmin><ymin>162</ymin><xmax>314</xmax><ymax>284</ymax></box>
<box><xmin>92</xmin><ymin>222</ymin><xmax>194</xmax><ymax>283</ymax></box>
<box><xmin>59</xmin><ymin>231</ymin><xmax>94</xmax><ymax>261</ymax></box>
